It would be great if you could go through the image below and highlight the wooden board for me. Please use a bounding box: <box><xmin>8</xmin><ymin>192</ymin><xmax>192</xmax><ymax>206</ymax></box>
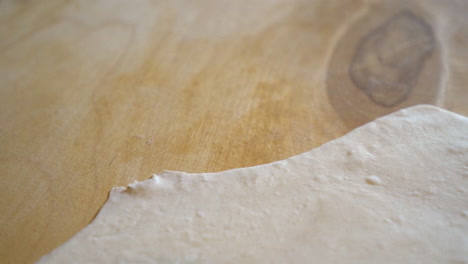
<box><xmin>0</xmin><ymin>0</ymin><xmax>467</xmax><ymax>263</ymax></box>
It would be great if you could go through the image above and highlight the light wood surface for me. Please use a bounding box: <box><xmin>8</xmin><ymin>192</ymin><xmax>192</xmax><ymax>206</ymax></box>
<box><xmin>1</xmin><ymin>0</ymin><xmax>467</xmax><ymax>263</ymax></box>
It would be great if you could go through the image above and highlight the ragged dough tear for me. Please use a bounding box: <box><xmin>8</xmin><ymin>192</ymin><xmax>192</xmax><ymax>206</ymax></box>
<box><xmin>38</xmin><ymin>105</ymin><xmax>468</xmax><ymax>264</ymax></box>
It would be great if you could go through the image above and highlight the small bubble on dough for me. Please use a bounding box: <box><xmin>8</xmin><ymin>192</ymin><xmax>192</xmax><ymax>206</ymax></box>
<box><xmin>365</xmin><ymin>175</ymin><xmax>383</xmax><ymax>185</ymax></box>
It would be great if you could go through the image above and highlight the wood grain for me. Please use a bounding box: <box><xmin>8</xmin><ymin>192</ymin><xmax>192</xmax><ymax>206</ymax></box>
<box><xmin>0</xmin><ymin>0</ymin><xmax>467</xmax><ymax>263</ymax></box>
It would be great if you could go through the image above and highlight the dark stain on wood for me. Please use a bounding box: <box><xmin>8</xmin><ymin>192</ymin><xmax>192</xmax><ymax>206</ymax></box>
<box><xmin>349</xmin><ymin>10</ymin><xmax>435</xmax><ymax>107</ymax></box>
<box><xmin>326</xmin><ymin>4</ymin><xmax>441</xmax><ymax>129</ymax></box>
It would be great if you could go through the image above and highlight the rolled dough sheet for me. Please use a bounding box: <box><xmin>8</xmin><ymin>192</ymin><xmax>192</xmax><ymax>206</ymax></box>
<box><xmin>38</xmin><ymin>105</ymin><xmax>468</xmax><ymax>264</ymax></box>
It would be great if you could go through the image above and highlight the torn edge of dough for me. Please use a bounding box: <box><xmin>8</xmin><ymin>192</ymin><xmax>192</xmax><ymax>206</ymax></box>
<box><xmin>110</xmin><ymin>104</ymin><xmax>465</xmax><ymax>196</ymax></box>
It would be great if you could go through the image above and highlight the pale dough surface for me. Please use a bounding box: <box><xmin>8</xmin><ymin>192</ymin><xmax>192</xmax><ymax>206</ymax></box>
<box><xmin>38</xmin><ymin>105</ymin><xmax>468</xmax><ymax>264</ymax></box>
